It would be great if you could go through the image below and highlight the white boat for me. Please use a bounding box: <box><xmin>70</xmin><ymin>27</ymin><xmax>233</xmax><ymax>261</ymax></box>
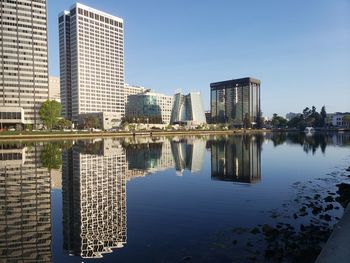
<box><xmin>304</xmin><ymin>126</ymin><xmax>315</xmax><ymax>136</ymax></box>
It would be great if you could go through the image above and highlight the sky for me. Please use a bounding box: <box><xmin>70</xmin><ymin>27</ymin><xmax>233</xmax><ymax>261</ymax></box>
<box><xmin>47</xmin><ymin>0</ymin><xmax>350</xmax><ymax>117</ymax></box>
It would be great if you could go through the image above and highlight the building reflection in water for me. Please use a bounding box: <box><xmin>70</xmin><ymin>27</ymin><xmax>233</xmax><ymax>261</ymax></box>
<box><xmin>171</xmin><ymin>137</ymin><xmax>206</xmax><ymax>174</ymax></box>
<box><xmin>124</xmin><ymin>136</ymin><xmax>206</xmax><ymax>176</ymax></box>
<box><xmin>62</xmin><ymin>139</ymin><xmax>126</xmax><ymax>258</ymax></box>
<box><xmin>210</xmin><ymin>135</ymin><xmax>262</xmax><ymax>183</ymax></box>
<box><xmin>0</xmin><ymin>143</ymin><xmax>52</xmax><ymax>262</ymax></box>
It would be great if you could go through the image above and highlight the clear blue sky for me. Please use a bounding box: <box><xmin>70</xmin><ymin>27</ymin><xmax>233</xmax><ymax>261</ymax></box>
<box><xmin>47</xmin><ymin>0</ymin><xmax>350</xmax><ymax>117</ymax></box>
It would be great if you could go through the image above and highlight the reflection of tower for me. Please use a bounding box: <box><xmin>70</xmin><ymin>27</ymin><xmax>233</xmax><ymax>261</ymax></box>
<box><xmin>171</xmin><ymin>137</ymin><xmax>206</xmax><ymax>173</ymax></box>
<box><xmin>211</xmin><ymin>135</ymin><xmax>262</xmax><ymax>183</ymax></box>
<box><xmin>0</xmin><ymin>144</ymin><xmax>51</xmax><ymax>262</ymax></box>
<box><xmin>62</xmin><ymin>139</ymin><xmax>127</xmax><ymax>258</ymax></box>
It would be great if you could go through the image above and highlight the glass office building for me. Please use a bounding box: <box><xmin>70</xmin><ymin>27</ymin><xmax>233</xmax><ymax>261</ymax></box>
<box><xmin>210</xmin><ymin>77</ymin><xmax>261</xmax><ymax>126</ymax></box>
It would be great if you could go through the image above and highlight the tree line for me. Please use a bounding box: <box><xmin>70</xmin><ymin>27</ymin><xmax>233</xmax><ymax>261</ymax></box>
<box><xmin>271</xmin><ymin>106</ymin><xmax>327</xmax><ymax>130</ymax></box>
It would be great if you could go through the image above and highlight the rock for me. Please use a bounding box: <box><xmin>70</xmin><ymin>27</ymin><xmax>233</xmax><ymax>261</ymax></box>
<box><xmin>324</xmin><ymin>196</ymin><xmax>334</xmax><ymax>202</ymax></box>
<box><xmin>250</xmin><ymin>227</ymin><xmax>261</xmax><ymax>234</ymax></box>
<box><xmin>182</xmin><ymin>256</ymin><xmax>192</xmax><ymax>261</ymax></box>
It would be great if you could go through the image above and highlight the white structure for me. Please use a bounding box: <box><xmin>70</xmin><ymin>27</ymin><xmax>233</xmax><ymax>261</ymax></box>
<box><xmin>0</xmin><ymin>0</ymin><xmax>49</xmax><ymax>128</ymax></box>
<box><xmin>59</xmin><ymin>3</ymin><xmax>125</xmax><ymax>123</ymax></box>
<box><xmin>126</xmin><ymin>91</ymin><xmax>173</xmax><ymax>124</ymax></box>
<box><xmin>331</xmin><ymin>113</ymin><xmax>350</xmax><ymax>127</ymax></box>
<box><xmin>49</xmin><ymin>76</ymin><xmax>61</xmax><ymax>102</ymax></box>
<box><xmin>171</xmin><ymin>92</ymin><xmax>206</xmax><ymax>125</ymax></box>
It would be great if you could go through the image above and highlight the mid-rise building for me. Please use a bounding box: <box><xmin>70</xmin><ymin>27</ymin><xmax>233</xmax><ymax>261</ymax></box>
<box><xmin>49</xmin><ymin>76</ymin><xmax>61</xmax><ymax>102</ymax></box>
<box><xmin>171</xmin><ymin>92</ymin><xmax>206</xmax><ymax>125</ymax></box>
<box><xmin>210</xmin><ymin>77</ymin><xmax>261</xmax><ymax>127</ymax></box>
<box><xmin>0</xmin><ymin>0</ymin><xmax>49</xmax><ymax>128</ymax></box>
<box><xmin>126</xmin><ymin>91</ymin><xmax>173</xmax><ymax>124</ymax></box>
<box><xmin>59</xmin><ymin>3</ymin><xmax>125</xmax><ymax>123</ymax></box>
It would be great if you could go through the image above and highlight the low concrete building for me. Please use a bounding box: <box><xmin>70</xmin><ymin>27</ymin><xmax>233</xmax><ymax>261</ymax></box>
<box><xmin>78</xmin><ymin>112</ymin><xmax>122</xmax><ymax>130</ymax></box>
<box><xmin>0</xmin><ymin>107</ymin><xmax>25</xmax><ymax>129</ymax></box>
<box><xmin>330</xmin><ymin>112</ymin><xmax>350</xmax><ymax>127</ymax></box>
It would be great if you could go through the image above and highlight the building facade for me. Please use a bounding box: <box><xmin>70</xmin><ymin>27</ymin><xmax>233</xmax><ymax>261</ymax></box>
<box><xmin>210</xmin><ymin>77</ymin><xmax>261</xmax><ymax>127</ymax></box>
<box><xmin>126</xmin><ymin>91</ymin><xmax>173</xmax><ymax>124</ymax></box>
<box><xmin>0</xmin><ymin>0</ymin><xmax>49</xmax><ymax>128</ymax></box>
<box><xmin>59</xmin><ymin>3</ymin><xmax>125</xmax><ymax>123</ymax></box>
<box><xmin>171</xmin><ymin>92</ymin><xmax>206</xmax><ymax>125</ymax></box>
<box><xmin>49</xmin><ymin>76</ymin><xmax>61</xmax><ymax>102</ymax></box>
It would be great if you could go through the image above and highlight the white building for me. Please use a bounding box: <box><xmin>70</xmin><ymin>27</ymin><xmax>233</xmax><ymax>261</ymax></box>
<box><xmin>331</xmin><ymin>113</ymin><xmax>350</xmax><ymax>127</ymax></box>
<box><xmin>59</xmin><ymin>3</ymin><xmax>125</xmax><ymax>123</ymax></box>
<box><xmin>49</xmin><ymin>76</ymin><xmax>61</xmax><ymax>102</ymax></box>
<box><xmin>126</xmin><ymin>91</ymin><xmax>173</xmax><ymax>124</ymax></box>
<box><xmin>171</xmin><ymin>92</ymin><xmax>206</xmax><ymax>125</ymax></box>
<box><xmin>0</xmin><ymin>0</ymin><xmax>49</xmax><ymax>128</ymax></box>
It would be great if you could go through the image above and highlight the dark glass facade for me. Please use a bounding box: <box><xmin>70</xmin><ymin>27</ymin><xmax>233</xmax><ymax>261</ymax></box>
<box><xmin>210</xmin><ymin>77</ymin><xmax>261</xmax><ymax>126</ymax></box>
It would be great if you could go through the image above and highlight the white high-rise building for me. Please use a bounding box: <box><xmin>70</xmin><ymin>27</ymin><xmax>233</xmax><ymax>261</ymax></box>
<box><xmin>59</xmin><ymin>3</ymin><xmax>125</xmax><ymax>123</ymax></box>
<box><xmin>0</xmin><ymin>0</ymin><xmax>49</xmax><ymax>128</ymax></box>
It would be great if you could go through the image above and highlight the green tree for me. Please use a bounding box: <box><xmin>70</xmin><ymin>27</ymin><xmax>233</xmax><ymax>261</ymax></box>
<box><xmin>320</xmin><ymin>106</ymin><xmax>327</xmax><ymax>127</ymax></box>
<box><xmin>56</xmin><ymin>118</ymin><xmax>72</xmax><ymax>129</ymax></box>
<box><xmin>84</xmin><ymin>116</ymin><xmax>101</xmax><ymax>129</ymax></box>
<box><xmin>40</xmin><ymin>143</ymin><xmax>62</xmax><ymax>171</ymax></box>
<box><xmin>271</xmin><ymin>113</ymin><xmax>288</xmax><ymax>128</ymax></box>
<box><xmin>39</xmin><ymin>100</ymin><xmax>62</xmax><ymax>130</ymax></box>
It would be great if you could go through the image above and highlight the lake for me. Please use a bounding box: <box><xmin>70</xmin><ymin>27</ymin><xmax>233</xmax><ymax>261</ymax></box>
<box><xmin>1</xmin><ymin>133</ymin><xmax>350</xmax><ymax>262</ymax></box>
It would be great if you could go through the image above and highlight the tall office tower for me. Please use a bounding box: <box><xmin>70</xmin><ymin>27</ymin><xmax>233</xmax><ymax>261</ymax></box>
<box><xmin>210</xmin><ymin>135</ymin><xmax>262</xmax><ymax>183</ymax></box>
<box><xmin>0</xmin><ymin>0</ymin><xmax>49</xmax><ymax>128</ymax></box>
<box><xmin>59</xmin><ymin>3</ymin><xmax>125</xmax><ymax>123</ymax></box>
<box><xmin>63</xmin><ymin>139</ymin><xmax>127</xmax><ymax>259</ymax></box>
<box><xmin>171</xmin><ymin>92</ymin><xmax>206</xmax><ymax>125</ymax></box>
<box><xmin>0</xmin><ymin>143</ymin><xmax>51</xmax><ymax>262</ymax></box>
<box><xmin>210</xmin><ymin>77</ymin><xmax>261</xmax><ymax>127</ymax></box>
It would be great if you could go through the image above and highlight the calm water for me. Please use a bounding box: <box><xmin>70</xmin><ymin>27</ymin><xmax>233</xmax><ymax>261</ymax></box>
<box><xmin>1</xmin><ymin>133</ymin><xmax>350</xmax><ymax>263</ymax></box>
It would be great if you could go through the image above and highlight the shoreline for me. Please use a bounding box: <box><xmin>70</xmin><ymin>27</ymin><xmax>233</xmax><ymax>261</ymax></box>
<box><xmin>0</xmin><ymin>129</ymin><xmax>347</xmax><ymax>141</ymax></box>
<box><xmin>0</xmin><ymin>129</ymin><xmax>270</xmax><ymax>141</ymax></box>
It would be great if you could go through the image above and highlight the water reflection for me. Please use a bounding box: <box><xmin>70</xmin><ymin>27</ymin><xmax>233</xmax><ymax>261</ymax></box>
<box><xmin>62</xmin><ymin>139</ymin><xmax>127</xmax><ymax>258</ymax></box>
<box><xmin>0</xmin><ymin>143</ymin><xmax>51</xmax><ymax>262</ymax></box>
<box><xmin>268</xmin><ymin>132</ymin><xmax>350</xmax><ymax>154</ymax></box>
<box><xmin>209</xmin><ymin>135</ymin><xmax>262</xmax><ymax>183</ymax></box>
<box><xmin>0</xmin><ymin>133</ymin><xmax>349</xmax><ymax>262</ymax></box>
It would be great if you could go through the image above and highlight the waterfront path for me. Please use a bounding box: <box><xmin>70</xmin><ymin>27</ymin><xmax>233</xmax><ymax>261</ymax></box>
<box><xmin>315</xmin><ymin>204</ymin><xmax>350</xmax><ymax>263</ymax></box>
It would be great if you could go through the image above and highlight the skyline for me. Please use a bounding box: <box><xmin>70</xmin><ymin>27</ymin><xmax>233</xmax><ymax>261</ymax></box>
<box><xmin>48</xmin><ymin>0</ymin><xmax>350</xmax><ymax>117</ymax></box>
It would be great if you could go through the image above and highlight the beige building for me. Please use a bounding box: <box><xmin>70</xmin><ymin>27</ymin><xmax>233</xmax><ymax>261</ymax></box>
<box><xmin>49</xmin><ymin>76</ymin><xmax>61</xmax><ymax>102</ymax></box>
<box><xmin>59</xmin><ymin>3</ymin><xmax>125</xmax><ymax>124</ymax></box>
<box><xmin>0</xmin><ymin>0</ymin><xmax>49</xmax><ymax>128</ymax></box>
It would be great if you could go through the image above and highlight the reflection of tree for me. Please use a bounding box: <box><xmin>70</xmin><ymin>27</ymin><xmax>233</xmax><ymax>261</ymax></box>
<box><xmin>40</xmin><ymin>142</ymin><xmax>62</xmax><ymax>171</ymax></box>
<box><xmin>270</xmin><ymin>133</ymin><xmax>287</xmax><ymax>146</ymax></box>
